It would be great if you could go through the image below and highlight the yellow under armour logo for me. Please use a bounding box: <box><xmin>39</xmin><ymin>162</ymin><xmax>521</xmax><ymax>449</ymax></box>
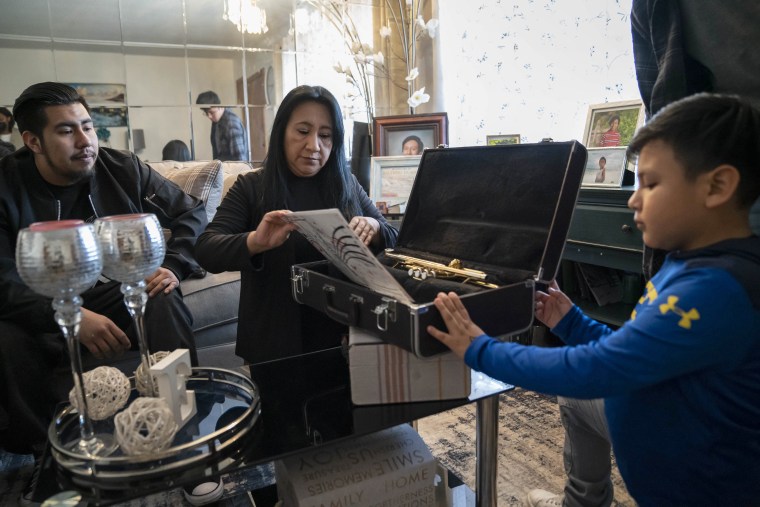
<box><xmin>639</xmin><ymin>280</ymin><xmax>658</xmax><ymax>305</ymax></box>
<box><xmin>659</xmin><ymin>295</ymin><xmax>700</xmax><ymax>329</ymax></box>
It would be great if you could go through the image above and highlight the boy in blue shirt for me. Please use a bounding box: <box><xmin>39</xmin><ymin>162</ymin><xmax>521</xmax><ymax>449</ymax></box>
<box><xmin>427</xmin><ymin>93</ymin><xmax>760</xmax><ymax>507</ymax></box>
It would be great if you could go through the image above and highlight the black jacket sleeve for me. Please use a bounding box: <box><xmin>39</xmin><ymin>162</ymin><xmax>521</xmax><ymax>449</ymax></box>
<box><xmin>196</xmin><ymin>170</ymin><xmax>263</xmax><ymax>274</ymax></box>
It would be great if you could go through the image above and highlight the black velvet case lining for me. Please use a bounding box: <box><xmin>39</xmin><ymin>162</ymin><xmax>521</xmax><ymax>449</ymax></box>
<box><xmin>391</xmin><ymin>142</ymin><xmax>587</xmax><ymax>282</ymax></box>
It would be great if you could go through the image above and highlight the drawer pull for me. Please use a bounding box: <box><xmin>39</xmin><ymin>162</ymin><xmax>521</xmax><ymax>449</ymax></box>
<box><xmin>621</xmin><ymin>224</ymin><xmax>633</xmax><ymax>233</ymax></box>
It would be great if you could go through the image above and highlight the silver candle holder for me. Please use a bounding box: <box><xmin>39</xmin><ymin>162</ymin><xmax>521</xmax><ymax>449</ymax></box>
<box><xmin>15</xmin><ymin>220</ymin><xmax>115</xmax><ymax>457</ymax></box>
<box><xmin>95</xmin><ymin>213</ymin><xmax>166</xmax><ymax>397</ymax></box>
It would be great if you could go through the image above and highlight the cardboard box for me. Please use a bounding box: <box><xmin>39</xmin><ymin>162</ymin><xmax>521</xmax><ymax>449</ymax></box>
<box><xmin>275</xmin><ymin>424</ymin><xmax>438</xmax><ymax>507</ymax></box>
<box><xmin>349</xmin><ymin>327</ymin><xmax>470</xmax><ymax>405</ymax></box>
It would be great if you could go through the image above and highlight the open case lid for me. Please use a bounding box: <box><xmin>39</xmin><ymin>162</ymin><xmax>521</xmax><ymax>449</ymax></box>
<box><xmin>396</xmin><ymin>141</ymin><xmax>587</xmax><ymax>283</ymax></box>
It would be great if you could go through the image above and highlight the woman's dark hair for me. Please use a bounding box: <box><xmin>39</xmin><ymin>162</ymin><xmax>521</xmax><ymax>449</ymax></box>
<box><xmin>162</xmin><ymin>139</ymin><xmax>192</xmax><ymax>161</ymax></box>
<box><xmin>260</xmin><ymin>85</ymin><xmax>360</xmax><ymax>218</ymax></box>
<box><xmin>608</xmin><ymin>115</ymin><xmax>620</xmax><ymax>126</ymax></box>
<box><xmin>13</xmin><ymin>82</ymin><xmax>90</xmax><ymax>138</ymax></box>
<box><xmin>402</xmin><ymin>135</ymin><xmax>424</xmax><ymax>152</ymax></box>
<box><xmin>627</xmin><ymin>93</ymin><xmax>760</xmax><ymax>207</ymax></box>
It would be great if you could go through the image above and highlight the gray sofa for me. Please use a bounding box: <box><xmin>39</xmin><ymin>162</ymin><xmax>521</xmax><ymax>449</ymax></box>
<box><xmin>149</xmin><ymin>159</ymin><xmax>256</xmax><ymax>370</ymax></box>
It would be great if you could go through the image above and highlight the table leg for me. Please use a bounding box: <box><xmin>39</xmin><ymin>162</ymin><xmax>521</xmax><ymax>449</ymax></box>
<box><xmin>475</xmin><ymin>394</ymin><xmax>499</xmax><ymax>507</ymax></box>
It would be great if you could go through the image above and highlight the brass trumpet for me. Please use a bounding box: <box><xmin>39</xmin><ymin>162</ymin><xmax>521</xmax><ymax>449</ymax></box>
<box><xmin>384</xmin><ymin>250</ymin><xmax>499</xmax><ymax>288</ymax></box>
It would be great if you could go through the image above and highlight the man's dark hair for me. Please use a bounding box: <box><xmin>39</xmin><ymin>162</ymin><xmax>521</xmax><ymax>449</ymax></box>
<box><xmin>260</xmin><ymin>85</ymin><xmax>360</xmax><ymax>219</ymax></box>
<box><xmin>12</xmin><ymin>82</ymin><xmax>90</xmax><ymax>138</ymax></box>
<box><xmin>599</xmin><ymin>156</ymin><xmax>607</xmax><ymax>163</ymax></box>
<box><xmin>628</xmin><ymin>93</ymin><xmax>760</xmax><ymax>207</ymax></box>
<box><xmin>162</xmin><ymin>139</ymin><xmax>192</xmax><ymax>161</ymax></box>
<box><xmin>196</xmin><ymin>91</ymin><xmax>221</xmax><ymax>106</ymax></box>
<box><xmin>402</xmin><ymin>135</ymin><xmax>424</xmax><ymax>153</ymax></box>
<box><xmin>0</xmin><ymin>107</ymin><xmax>14</xmax><ymax>131</ymax></box>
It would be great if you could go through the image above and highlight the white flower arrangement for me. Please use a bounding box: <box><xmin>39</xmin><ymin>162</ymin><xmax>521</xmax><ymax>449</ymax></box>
<box><xmin>308</xmin><ymin>0</ymin><xmax>437</xmax><ymax>124</ymax></box>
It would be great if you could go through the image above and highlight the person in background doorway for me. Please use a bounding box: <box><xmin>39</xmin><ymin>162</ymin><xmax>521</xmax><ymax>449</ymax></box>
<box><xmin>195</xmin><ymin>90</ymin><xmax>249</xmax><ymax>162</ymax></box>
<box><xmin>162</xmin><ymin>139</ymin><xmax>192</xmax><ymax>162</ymax></box>
<box><xmin>0</xmin><ymin>107</ymin><xmax>15</xmax><ymax>158</ymax></box>
<box><xmin>401</xmin><ymin>134</ymin><xmax>424</xmax><ymax>155</ymax></box>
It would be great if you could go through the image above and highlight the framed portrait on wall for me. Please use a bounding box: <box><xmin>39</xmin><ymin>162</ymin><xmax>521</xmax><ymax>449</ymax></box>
<box><xmin>582</xmin><ymin>147</ymin><xmax>628</xmax><ymax>188</ymax></box>
<box><xmin>373</xmin><ymin>113</ymin><xmax>448</xmax><ymax>157</ymax></box>
<box><xmin>583</xmin><ymin>99</ymin><xmax>645</xmax><ymax>148</ymax></box>
<box><xmin>370</xmin><ymin>155</ymin><xmax>423</xmax><ymax>211</ymax></box>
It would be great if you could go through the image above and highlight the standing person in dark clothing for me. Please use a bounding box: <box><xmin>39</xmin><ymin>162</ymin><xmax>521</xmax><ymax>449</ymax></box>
<box><xmin>0</xmin><ymin>82</ymin><xmax>206</xmax><ymax>460</ymax></box>
<box><xmin>195</xmin><ymin>85</ymin><xmax>398</xmax><ymax>381</ymax></box>
<box><xmin>195</xmin><ymin>90</ymin><xmax>249</xmax><ymax>161</ymax></box>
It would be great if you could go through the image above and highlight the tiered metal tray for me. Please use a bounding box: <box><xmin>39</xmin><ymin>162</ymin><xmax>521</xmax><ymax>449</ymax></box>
<box><xmin>49</xmin><ymin>367</ymin><xmax>260</xmax><ymax>490</ymax></box>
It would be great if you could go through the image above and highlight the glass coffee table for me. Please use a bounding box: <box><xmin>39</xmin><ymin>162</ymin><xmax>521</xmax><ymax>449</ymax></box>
<box><xmin>34</xmin><ymin>346</ymin><xmax>511</xmax><ymax>506</ymax></box>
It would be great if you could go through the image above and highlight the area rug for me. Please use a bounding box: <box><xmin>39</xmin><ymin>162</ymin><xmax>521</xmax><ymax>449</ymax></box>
<box><xmin>416</xmin><ymin>388</ymin><xmax>634</xmax><ymax>506</ymax></box>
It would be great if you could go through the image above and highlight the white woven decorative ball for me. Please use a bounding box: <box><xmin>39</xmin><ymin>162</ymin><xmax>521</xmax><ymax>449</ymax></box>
<box><xmin>134</xmin><ymin>350</ymin><xmax>171</xmax><ymax>396</ymax></box>
<box><xmin>114</xmin><ymin>397</ymin><xmax>178</xmax><ymax>455</ymax></box>
<box><xmin>68</xmin><ymin>366</ymin><xmax>131</xmax><ymax>420</ymax></box>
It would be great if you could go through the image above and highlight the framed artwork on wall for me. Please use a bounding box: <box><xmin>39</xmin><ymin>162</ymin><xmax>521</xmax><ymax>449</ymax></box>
<box><xmin>486</xmin><ymin>134</ymin><xmax>521</xmax><ymax>145</ymax></box>
<box><xmin>65</xmin><ymin>83</ymin><xmax>126</xmax><ymax>105</ymax></box>
<box><xmin>582</xmin><ymin>147</ymin><xmax>628</xmax><ymax>188</ymax></box>
<box><xmin>583</xmin><ymin>99</ymin><xmax>645</xmax><ymax>148</ymax></box>
<box><xmin>373</xmin><ymin>113</ymin><xmax>448</xmax><ymax>157</ymax></box>
<box><xmin>370</xmin><ymin>155</ymin><xmax>423</xmax><ymax>211</ymax></box>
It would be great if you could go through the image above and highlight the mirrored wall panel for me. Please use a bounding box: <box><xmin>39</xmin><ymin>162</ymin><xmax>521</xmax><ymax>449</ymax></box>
<box><xmin>0</xmin><ymin>0</ymin><xmax>376</xmax><ymax>163</ymax></box>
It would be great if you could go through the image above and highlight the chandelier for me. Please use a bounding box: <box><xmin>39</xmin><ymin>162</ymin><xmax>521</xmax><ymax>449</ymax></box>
<box><xmin>224</xmin><ymin>0</ymin><xmax>269</xmax><ymax>35</ymax></box>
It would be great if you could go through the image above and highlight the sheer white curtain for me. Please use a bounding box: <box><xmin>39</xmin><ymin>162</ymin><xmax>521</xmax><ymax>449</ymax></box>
<box><xmin>435</xmin><ymin>0</ymin><xmax>638</xmax><ymax>147</ymax></box>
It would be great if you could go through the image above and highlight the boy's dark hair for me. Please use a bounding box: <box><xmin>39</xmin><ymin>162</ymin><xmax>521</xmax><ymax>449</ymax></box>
<box><xmin>12</xmin><ymin>82</ymin><xmax>90</xmax><ymax>138</ymax></box>
<box><xmin>0</xmin><ymin>107</ymin><xmax>14</xmax><ymax>131</ymax></box>
<box><xmin>628</xmin><ymin>93</ymin><xmax>760</xmax><ymax>207</ymax></box>
<box><xmin>196</xmin><ymin>91</ymin><xmax>221</xmax><ymax>106</ymax></box>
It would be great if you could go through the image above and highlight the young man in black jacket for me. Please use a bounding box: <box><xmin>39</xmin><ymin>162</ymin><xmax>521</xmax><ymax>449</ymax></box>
<box><xmin>0</xmin><ymin>82</ymin><xmax>207</xmax><ymax>458</ymax></box>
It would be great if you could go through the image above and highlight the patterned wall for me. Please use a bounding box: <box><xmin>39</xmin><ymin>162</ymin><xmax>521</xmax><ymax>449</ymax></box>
<box><xmin>437</xmin><ymin>0</ymin><xmax>638</xmax><ymax>147</ymax></box>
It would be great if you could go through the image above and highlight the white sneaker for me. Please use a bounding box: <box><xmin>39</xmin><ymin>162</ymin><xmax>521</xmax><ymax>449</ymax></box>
<box><xmin>525</xmin><ymin>488</ymin><xmax>564</xmax><ymax>507</ymax></box>
<box><xmin>182</xmin><ymin>477</ymin><xmax>224</xmax><ymax>506</ymax></box>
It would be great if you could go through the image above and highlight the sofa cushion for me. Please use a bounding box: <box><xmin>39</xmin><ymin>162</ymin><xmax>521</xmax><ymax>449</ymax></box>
<box><xmin>151</xmin><ymin>160</ymin><xmax>224</xmax><ymax>222</ymax></box>
<box><xmin>221</xmin><ymin>161</ymin><xmax>257</xmax><ymax>197</ymax></box>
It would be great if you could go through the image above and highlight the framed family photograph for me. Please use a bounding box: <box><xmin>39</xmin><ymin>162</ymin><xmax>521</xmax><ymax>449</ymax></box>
<box><xmin>373</xmin><ymin>113</ymin><xmax>448</xmax><ymax>157</ymax></box>
<box><xmin>370</xmin><ymin>155</ymin><xmax>423</xmax><ymax>211</ymax></box>
<box><xmin>583</xmin><ymin>99</ymin><xmax>645</xmax><ymax>148</ymax></box>
<box><xmin>582</xmin><ymin>147</ymin><xmax>628</xmax><ymax>187</ymax></box>
<box><xmin>486</xmin><ymin>134</ymin><xmax>521</xmax><ymax>145</ymax></box>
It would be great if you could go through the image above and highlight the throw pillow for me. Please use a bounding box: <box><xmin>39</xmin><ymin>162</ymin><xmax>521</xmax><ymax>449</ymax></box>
<box><xmin>151</xmin><ymin>161</ymin><xmax>224</xmax><ymax>222</ymax></box>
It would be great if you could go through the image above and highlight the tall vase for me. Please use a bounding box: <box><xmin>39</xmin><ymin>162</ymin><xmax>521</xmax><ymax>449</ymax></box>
<box><xmin>351</xmin><ymin>121</ymin><xmax>372</xmax><ymax>195</ymax></box>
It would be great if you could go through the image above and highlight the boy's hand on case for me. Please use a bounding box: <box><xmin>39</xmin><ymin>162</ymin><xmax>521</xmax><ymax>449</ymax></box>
<box><xmin>427</xmin><ymin>291</ymin><xmax>485</xmax><ymax>359</ymax></box>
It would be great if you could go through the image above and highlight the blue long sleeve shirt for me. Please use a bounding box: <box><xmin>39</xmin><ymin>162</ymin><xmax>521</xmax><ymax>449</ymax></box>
<box><xmin>465</xmin><ymin>237</ymin><xmax>760</xmax><ymax>506</ymax></box>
